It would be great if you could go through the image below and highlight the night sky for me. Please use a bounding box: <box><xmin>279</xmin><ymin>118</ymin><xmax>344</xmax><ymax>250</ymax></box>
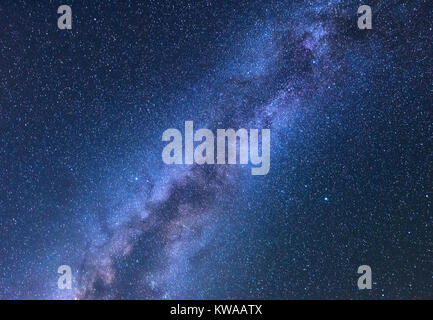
<box><xmin>0</xmin><ymin>0</ymin><xmax>432</xmax><ymax>299</ymax></box>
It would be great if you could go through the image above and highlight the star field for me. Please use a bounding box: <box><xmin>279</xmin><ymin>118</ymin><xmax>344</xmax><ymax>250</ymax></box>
<box><xmin>0</xmin><ymin>0</ymin><xmax>432</xmax><ymax>299</ymax></box>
